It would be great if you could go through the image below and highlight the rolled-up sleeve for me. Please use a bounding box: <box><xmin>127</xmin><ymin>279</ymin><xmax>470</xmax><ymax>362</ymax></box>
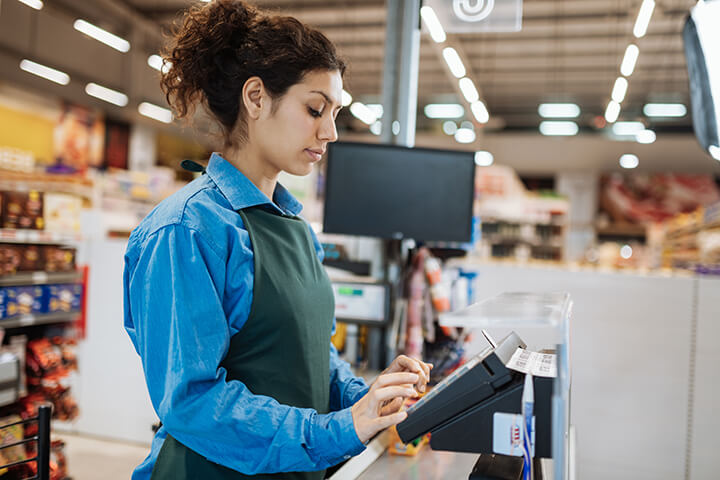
<box><xmin>125</xmin><ymin>224</ymin><xmax>365</xmax><ymax>475</ymax></box>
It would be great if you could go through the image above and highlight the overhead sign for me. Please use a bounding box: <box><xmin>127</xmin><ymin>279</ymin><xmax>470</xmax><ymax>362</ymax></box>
<box><xmin>424</xmin><ymin>0</ymin><xmax>523</xmax><ymax>33</ymax></box>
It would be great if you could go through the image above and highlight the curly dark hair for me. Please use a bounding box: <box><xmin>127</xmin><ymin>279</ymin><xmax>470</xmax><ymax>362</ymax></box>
<box><xmin>161</xmin><ymin>0</ymin><xmax>346</xmax><ymax>148</ymax></box>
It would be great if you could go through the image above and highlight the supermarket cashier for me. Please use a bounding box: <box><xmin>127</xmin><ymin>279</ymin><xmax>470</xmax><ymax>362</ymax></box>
<box><xmin>122</xmin><ymin>1</ymin><xmax>432</xmax><ymax>479</ymax></box>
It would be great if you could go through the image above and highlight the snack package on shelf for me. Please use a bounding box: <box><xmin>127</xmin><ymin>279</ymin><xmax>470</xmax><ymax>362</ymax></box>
<box><xmin>0</xmin><ymin>414</ymin><xmax>26</xmax><ymax>476</ymax></box>
<box><xmin>0</xmin><ymin>191</ymin><xmax>44</xmax><ymax>230</ymax></box>
<box><xmin>43</xmin><ymin>193</ymin><xmax>82</xmax><ymax>234</ymax></box>
<box><xmin>43</xmin><ymin>284</ymin><xmax>83</xmax><ymax>313</ymax></box>
<box><xmin>42</xmin><ymin>246</ymin><xmax>76</xmax><ymax>272</ymax></box>
<box><xmin>3</xmin><ymin>286</ymin><xmax>44</xmax><ymax>317</ymax></box>
<box><xmin>0</xmin><ymin>289</ymin><xmax>6</xmax><ymax>320</ymax></box>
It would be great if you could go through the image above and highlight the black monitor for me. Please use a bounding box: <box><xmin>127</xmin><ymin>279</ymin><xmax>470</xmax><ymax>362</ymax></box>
<box><xmin>322</xmin><ymin>142</ymin><xmax>475</xmax><ymax>242</ymax></box>
<box><xmin>683</xmin><ymin>2</ymin><xmax>720</xmax><ymax>155</ymax></box>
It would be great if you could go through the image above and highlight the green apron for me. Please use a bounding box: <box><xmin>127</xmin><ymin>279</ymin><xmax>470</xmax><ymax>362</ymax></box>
<box><xmin>151</xmin><ymin>206</ymin><xmax>335</xmax><ymax>480</ymax></box>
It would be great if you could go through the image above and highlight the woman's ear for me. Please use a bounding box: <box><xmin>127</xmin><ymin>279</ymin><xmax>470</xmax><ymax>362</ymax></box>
<box><xmin>242</xmin><ymin>76</ymin><xmax>266</xmax><ymax>120</ymax></box>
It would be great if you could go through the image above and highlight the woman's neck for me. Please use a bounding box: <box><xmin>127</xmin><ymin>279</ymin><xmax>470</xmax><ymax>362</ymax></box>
<box><xmin>224</xmin><ymin>144</ymin><xmax>279</xmax><ymax>201</ymax></box>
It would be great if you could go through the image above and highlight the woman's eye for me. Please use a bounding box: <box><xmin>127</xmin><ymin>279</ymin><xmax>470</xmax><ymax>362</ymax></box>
<box><xmin>308</xmin><ymin>107</ymin><xmax>322</xmax><ymax>118</ymax></box>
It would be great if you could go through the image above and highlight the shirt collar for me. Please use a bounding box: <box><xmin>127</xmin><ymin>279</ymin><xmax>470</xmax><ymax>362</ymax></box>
<box><xmin>205</xmin><ymin>152</ymin><xmax>303</xmax><ymax>216</ymax></box>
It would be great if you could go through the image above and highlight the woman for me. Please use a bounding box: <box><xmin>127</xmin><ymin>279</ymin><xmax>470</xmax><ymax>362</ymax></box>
<box><xmin>122</xmin><ymin>1</ymin><xmax>432</xmax><ymax>479</ymax></box>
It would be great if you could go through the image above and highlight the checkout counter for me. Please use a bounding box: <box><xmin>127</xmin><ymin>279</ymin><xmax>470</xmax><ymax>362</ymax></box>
<box><xmin>330</xmin><ymin>292</ymin><xmax>573</xmax><ymax>480</ymax></box>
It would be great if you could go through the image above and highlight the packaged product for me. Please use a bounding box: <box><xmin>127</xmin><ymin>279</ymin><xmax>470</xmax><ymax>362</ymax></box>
<box><xmin>1</xmin><ymin>191</ymin><xmax>44</xmax><ymax>230</ymax></box>
<box><xmin>4</xmin><ymin>286</ymin><xmax>44</xmax><ymax>317</ymax></box>
<box><xmin>43</xmin><ymin>246</ymin><xmax>76</xmax><ymax>272</ymax></box>
<box><xmin>0</xmin><ymin>244</ymin><xmax>22</xmax><ymax>275</ymax></box>
<box><xmin>44</xmin><ymin>284</ymin><xmax>83</xmax><ymax>313</ymax></box>
<box><xmin>43</xmin><ymin>193</ymin><xmax>82</xmax><ymax>233</ymax></box>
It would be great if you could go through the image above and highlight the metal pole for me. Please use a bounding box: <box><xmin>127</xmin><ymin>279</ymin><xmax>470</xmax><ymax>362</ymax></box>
<box><xmin>36</xmin><ymin>404</ymin><xmax>51</xmax><ymax>480</ymax></box>
<box><xmin>380</xmin><ymin>0</ymin><xmax>421</xmax><ymax>147</ymax></box>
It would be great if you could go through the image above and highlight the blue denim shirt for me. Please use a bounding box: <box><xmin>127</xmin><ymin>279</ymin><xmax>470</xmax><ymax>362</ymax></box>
<box><xmin>123</xmin><ymin>153</ymin><xmax>369</xmax><ymax>478</ymax></box>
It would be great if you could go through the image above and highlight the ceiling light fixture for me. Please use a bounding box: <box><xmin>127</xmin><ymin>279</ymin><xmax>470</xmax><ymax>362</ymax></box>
<box><xmin>341</xmin><ymin>90</ymin><xmax>353</xmax><ymax>107</ymax></box>
<box><xmin>636</xmin><ymin>129</ymin><xmax>656</xmax><ymax>144</ymax></box>
<box><xmin>611</xmin><ymin>77</ymin><xmax>629</xmax><ymax>103</ymax></box>
<box><xmin>19</xmin><ymin>59</ymin><xmax>69</xmax><ymax>85</ymax></box>
<box><xmin>470</xmin><ymin>101</ymin><xmax>490</xmax><ymax>123</ymax></box>
<box><xmin>539</xmin><ymin>121</ymin><xmax>579</xmax><ymax>136</ymax></box>
<box><xmin>138</xmin><ymin>102</ymin><xmax>173</xmax><ymax>123</ymax></box>
<box><xmin>442</xmin><ymin>121</ymin><xmax>458</xmax><ymax>135</ymax></box>
<box><xmin>643</xmin><ymin>103</ymin><xmax>687</xmax><ymax>117</ymax></box>
<box><xmin>709</xmin><ymin>145</ymin><xmax>720</xmax><ymax>161</ymax></box>
<box><xmin>605</xmin><ymin>100</ymin><xmax>621</xmax><ymax>123</ymax></box>
<box><xmin>612</xmin><ymin>121</ymin><xmax>645</xmax><ymax>136</ymax></box>
<box><xmin>619</xmin><ymin>154</ymin><xmax>639</xmax><ymax>169</ymax></box>
<box><xmin>17</xmin><ymin>0</ymin><xmax>43</xmax><ymax>10</ymax></box>
<box><xmin>349</xmin><ymin>102</ymin><xmax>377</xmax><ymax>125</ymax></box>
<box><xmin>74</xmin><ymin>19</ymin><xmax>130</xmax><ymax>52</ymax></box>
<box><xmin>424</xmin><ymin>103</ymin><xmax>464</xmax><ymax>119</ymax></box>
<box><xmin>366</xmin><ymin>104</ymin><xmax>384</xmax><ymax>118</ymax></box>
<box><xmin>420</xmin><ymin>6</ymin><xmax>447</xmax><ymax>43</ymax></box>
<box><xmin>442</xmin><ymin>47</ymin><xmax>466</xmax><ymax>78</ymax></box>
<box><xmin>147</xmin><ymin>55</ymin><xmax>171</xmax><ymax>74</ymax></box>
<box><xmin>633</xmin><ymin>0</ymin><xmax>656</xmax><ymax>38</ymax></box>
<box><xmin>538</xmin><ymin>103</ymin><xmax>580</xmax><ymax>118</ymax></box>
<box><xmin>620</xmin><ymin>45</ymin><xmax>640</xmax><ymax>76</ymax></box>
<box><xmin>458</xmin><ymin>77</ymin><xmax>479</xmax><ymax>103</ymax></box>
<box><xmin>474</xmin><ymin>151</ymin><xmax>494</xmax><ymax>166</ymax></box>
<box><xmin>454</xmin><ymin>128</ymin><xmax>476</xmax><ymax>143</ymax></box>
<box><xmin>85</xmin><ymin>82</ymin><xmax>128</xmax><ymax>107</ymax></box>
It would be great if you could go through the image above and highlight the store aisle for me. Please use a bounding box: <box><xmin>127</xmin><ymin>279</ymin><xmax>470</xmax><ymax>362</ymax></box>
<box><xmin>57</xmin><ymin>433</ymin><xmax>148</xmax><ymax>480</ymax></box>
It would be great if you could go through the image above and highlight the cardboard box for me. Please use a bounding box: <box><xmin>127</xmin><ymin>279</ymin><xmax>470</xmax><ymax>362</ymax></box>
<box><xmin>44</xmin><ymin>284</ymin><xmax>83</xmax><ymax>313</ymax></box>
<box><xmin>0</xmin><ymin>244</ymin><xmax>44</xmax><ymax>274</ymax></box>
<box><xmin>43</xmin><ymin>193</ymin><xmax>82</xmax><ymax>233</ymax></box>
<box><xmin>4</xmin><ymin>286</ymin><xmax>44</xmax><ymax>317</ymax></box>
<box><xmin>1</xmin><ymin>190</ymin><xmax>44</xmax><ymax>230</ymax></box>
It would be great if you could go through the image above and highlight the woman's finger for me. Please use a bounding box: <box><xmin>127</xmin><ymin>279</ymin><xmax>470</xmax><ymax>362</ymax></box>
<box><xmin>372</xmin><ymin>385</ymin><xmax>417</xmax><ymax>405</ymax></box>
<box><xmin>373</xmin><ymin>372</ymin><xmax>419</xmax><ymax>389</ymax></box>
<box><xmin>379</xmin><ymin>397</ymin><xmax>404</xmax><ymax>416</ymax></box>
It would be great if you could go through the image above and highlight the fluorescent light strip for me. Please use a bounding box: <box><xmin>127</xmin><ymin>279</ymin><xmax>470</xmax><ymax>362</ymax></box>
<box><xmin>443</xmin><ymin>121</ymin><xmax>458</xmax><ymax>135</ymax></box>
<box><xmin>366</xmin><ymin>104</ymin><xmax>384</xmax><ymax>118</ymax></box>
<box><xmin>424</xmin><ymin>103</ymin><xmax>464</xmax><ymax>119</ymax></box>
<box><xmin>633</xmin><ymin>0</ymin><xmax>656</xmax><ymax>38</ymax></box>
<box><xmin>605</xmin><ymin>100</ymin><xmax>621</xmax><ymax>123</ymax></box>
<box><xmin>17</xmin><ymin>0</ymin><xmax>43</xmax><ymax>9</ymax></box>
<box><xmin>442</xmin><ymin>47</ymin><xmax>466</xmax><ymax>78</ymax></box>
<box><xmin>621</xmin><ymin>45</ymin><xmax>640</xmax><ymax>76</ymax></box>
<box><xmin>471</xmin><ymin>101</ymin><xmax>489</xmax><ymax>123</ymax></box>
<box><xmin>643</xmin><ymin>103</ymin><xmax>687</xmax><ymax>117</ymax></box>
<box><xmin>19</xmin><ymin>59</ymin><xmax>69</xmax><ymax>85</ymax></box>
<box><xmin>612</xmin><ymin>121</ymin><xmax>645</xmax><ymax>136</ymax></box>
<box><xmin>458</xmin><ymin>77</ymin><xmax>479</xmax><ymax>103</ymax></box>
<box><xmin>420</xmin><ymin>6</ymin><xmax>446</xmax><ymax>43</ymax></box>
<box><xmin>454</xmin><ymin>128</ymin><xmax>476</xmax><ymax>143</ymax></box>
<box><xmin>619</xmin><ymin>154</ymin><xmax>639</xmax><ymax>169</ymax></box>
<box><xmin>636</xmin><ymin>129</ymin><xmax>656</xmax><ymax>144</ymax></box>
<box><xmin>349</xmin><ymin>102</ymin><xmax>377</xmax><ymax>125</ymax></box>
<box><xmin>611</xmin><ymin>77</ymin><xmax>629</xmax><ymax>103</ymax></box>
<box><xmin>74</xmin><ymin>19</ymin><xmax>130</xmax><ymax>53</ymax></box>
<box><xmin>341</xmin><ymin>90</ymin><xmax>353</xmax><ymax>107</ymax></box>
<box><xmin>474</xmin><ymin>151</ymin><xmax>494</xmax><ymax>166</ymax></box>
<box><xmin>539</xmin><ymin>121</ymin><xmax>579</xmax><ymax>136</ymax></box>
<box><xmin>709</xmin><ymin>145</ymin><xmax>720</xmax><ymax>161</ymax></box>
<box><xmin>538</xmin><ymin>103</ymin><xmax>580</xmax><ymax>118</ymax></box>
<box><xmin>138</xmin><ymin>102</ymin><xmax>172</xmax><ymax>123</ymax></box>
<box><xmin>370</xmin><ymin>121</ymin><xmax>382</xmax><ymax>136</ymax></box>
<box><xmin>85</xmin><ymin>82</ymin><xmax>128</xmax><ymax>107</ymax></box>
<box><xmin>147</xmin><ymin>55</ymin><xmax>171</xmax><ymax>74</ymax></box>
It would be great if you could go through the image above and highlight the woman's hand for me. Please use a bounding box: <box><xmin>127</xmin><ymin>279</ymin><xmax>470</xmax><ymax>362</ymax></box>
<box><xmin>382</xmin><ymin>355</ymin><xmax>433</xmax><ymax>393</ymax></box>
<box><xmin>350</xmin><ymin>372</ymin><xmax>419</xmax><ymax>444</ymax></box>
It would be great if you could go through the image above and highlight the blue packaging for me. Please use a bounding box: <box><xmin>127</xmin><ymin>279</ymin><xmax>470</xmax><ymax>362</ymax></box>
<box><xmin>0</xmin><ymin>288</ymin><xmax>6</xmax><ymax>320</ymax></box>
<box><xmin>44</xmin><ymin>284</ymin><xmax>83</xmax><ymax>313</ymax></box>
<box><xmin>5</xmin><ymin>286</ymin><xmax>44</xmax><ymax>317</ymax></box>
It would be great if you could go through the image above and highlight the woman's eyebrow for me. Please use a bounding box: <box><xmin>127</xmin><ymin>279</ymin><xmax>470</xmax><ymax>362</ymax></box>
<box><xmin>310</xmin><ymin>90</ymin><xmax>340</xmax><ymax>108</ymax></box>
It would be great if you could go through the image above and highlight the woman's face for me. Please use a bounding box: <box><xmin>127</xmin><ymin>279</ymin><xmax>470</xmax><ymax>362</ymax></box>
<box><xmin>254</xmin><ymin>69</ymin><xmax>343</xmax><ymax>177</ymax></box>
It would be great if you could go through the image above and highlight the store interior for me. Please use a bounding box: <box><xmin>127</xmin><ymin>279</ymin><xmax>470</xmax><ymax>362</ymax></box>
<box><xmin>0</xmin><ymin>0</ymin><xmax>719</xmax><ymax>479</ymax></box>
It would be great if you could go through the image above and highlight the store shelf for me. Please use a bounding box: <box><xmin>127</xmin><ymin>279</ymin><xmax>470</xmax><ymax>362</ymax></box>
<box><xmin>0</xmin><ymin>270</ymin><xmax>82</xmax><ymax>287</ymax></box>
<box><xmin>596</xmin><ymin>224</ymin><xmax>646</xmax><ymax>238</ymax></box>
<box><xmin>0</xmin><ymin>312</ymin><xmax>79</xmax><ymax>329</ymax></box>
<box><xmin>0</xmin><ymin>229</ymin><xmax>82</xmax><ymax>245</ymax></box>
